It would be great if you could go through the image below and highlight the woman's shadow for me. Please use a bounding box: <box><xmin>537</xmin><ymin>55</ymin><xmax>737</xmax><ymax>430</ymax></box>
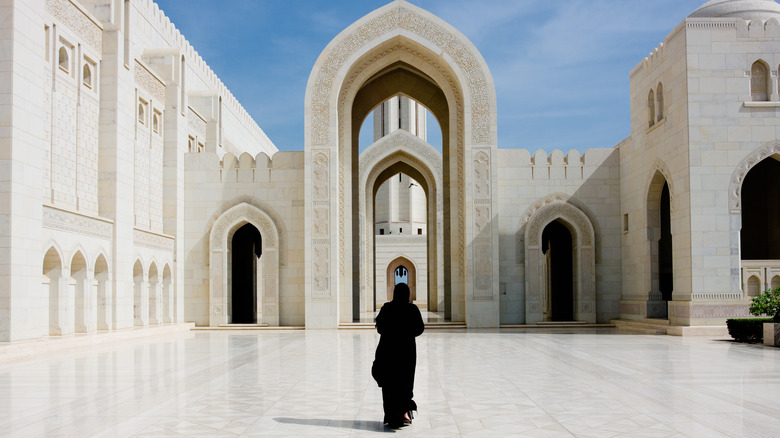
<box><xmin>273</xmin><ymin>417</ymin><xmax>396</xmax><ymax>433</ymax></box>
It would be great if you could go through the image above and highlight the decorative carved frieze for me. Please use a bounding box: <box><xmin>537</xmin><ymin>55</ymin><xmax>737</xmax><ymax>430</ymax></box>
<box><xmin>135</xmin><ymin>60</ymin><xmax>166</xmax><ymax>102</ymax></box>
<box><xmin>311</xmin><ymin>151</ymin><xmax>330</xmax><ymax>298</ymax></box>
<box><xmin>187</xmin><ymin>107</ymin><xmax>207</xmax><ymax>139</ymax></box>
<box><xmin>46</xmin><ymin>0</ymin><xmax>102</xmax><ymax>55</ymax></box>
<box><xmin>675</xmin><ymin>304</ymin><xmax>751</xmax><ymax>319</ymax></box>
<box><xmin>311</xmin><ymin>4</ymin><xmax>491</xmax><ymax>146</ymax></box>
<box><xmin>43</xmin><ymin>205</ymin><xmax>112</xmax><ymax>240</ymax></box>
<box><xmin>134</xmin><ymin>228</ymin><xmax>175</xmax><ymax>252</ymax></box>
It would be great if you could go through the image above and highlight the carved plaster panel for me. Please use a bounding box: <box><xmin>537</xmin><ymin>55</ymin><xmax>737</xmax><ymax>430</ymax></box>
<box><xmin>135</xmin><ymin>60</ymin><xmax>166</xmax><ymax>102</ymax></box>
<box><xmin>46</xmin><ymin>0</ymin><xmax>102</xmax><ymax>54</ymax></box>
<box><xmin>311</xmin><ymin>4</ymin><xmax>491</xmax><ymax>146</ymax></box>
<box><xmin>133</xmin><ymin>228</ymin><xmax>175</xmax><ymax>252</ymax></box>
<box><xmin>312</xmin><ymin>152</ymin><xmax>329</xmax><ymax>201</ymax></box>
<box><xmin>43</xmin><ymin>205</ymin><xmax>112</xmax><ymax>240</ymax></box>
<box><xmin>473</xmin><ymin>152</ymin><xmax>490</xmax><ymax>200</ymax></box>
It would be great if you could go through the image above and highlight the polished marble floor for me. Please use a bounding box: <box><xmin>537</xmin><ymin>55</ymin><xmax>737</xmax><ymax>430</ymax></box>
<box><xmin>0</xmin><ymin>328</ymin><xmax>779</xmax><ymax>437</ymax></box>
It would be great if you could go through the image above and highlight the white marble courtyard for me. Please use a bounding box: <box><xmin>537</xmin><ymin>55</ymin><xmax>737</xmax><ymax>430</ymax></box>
<box><xmin>0</xmin><ymin>328</ymin><xmax>778</xmax><ymax>437</ymax></box>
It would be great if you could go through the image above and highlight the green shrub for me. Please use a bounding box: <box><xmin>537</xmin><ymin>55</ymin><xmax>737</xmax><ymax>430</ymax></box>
<box><xmin>749</xmin><ymin>287</ymin><xmax>780</xmax><ymax>322</ymax></box>
<box><xmin>726</xmin><ymin>318</ymin><xmax>773</xmax><ymax>342</ymax></box>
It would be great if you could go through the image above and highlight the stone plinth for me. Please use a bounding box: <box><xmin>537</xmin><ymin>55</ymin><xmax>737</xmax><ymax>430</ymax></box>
<box><xmin>763</xmin><ymin>323</ymin><xmax>780</xmax><ymax>347</ymax></box>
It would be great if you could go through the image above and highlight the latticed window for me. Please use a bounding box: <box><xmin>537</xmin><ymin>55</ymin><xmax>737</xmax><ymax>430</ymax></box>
<box><xmin>751</xmin><ymin>61</ymin><xmax>769</xmax><ymax>101</ymax></box>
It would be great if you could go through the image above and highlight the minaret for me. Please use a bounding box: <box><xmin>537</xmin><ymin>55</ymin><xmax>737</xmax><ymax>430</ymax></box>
<box><xmin>372</xmin><ymin>96</ymin><xmax>427</xmax><ymax>236</ymax></box>
<box><xmin>373</xmin><ymin>95</ymin><xmax>427</xmax><ymax>141</ymax></box>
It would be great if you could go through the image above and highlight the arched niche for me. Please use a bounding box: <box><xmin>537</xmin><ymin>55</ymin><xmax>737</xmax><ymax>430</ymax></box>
<box><xmin>304</xmin><ymin>0</ymin><xmax>498</xmax><ymax>328</ymax></box>
<box><xmin>359</xmin><ymin>130</ymin><xmax>443</xmax><ymax>315</ymax></box>
<box><xmin>209</xmin><ymin>202</ymin><xmax>280</xmax><ymax>326</ymax></box>
<box><xmin>524</xmin><ymin>201</ymin><xmax>596</xmax><ymax>324</ymax></box>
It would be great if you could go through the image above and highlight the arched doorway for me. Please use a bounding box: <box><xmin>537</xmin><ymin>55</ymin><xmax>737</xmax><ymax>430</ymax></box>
<box><xmin>542</xmin><ymin>220</ymin><xmax>574</xmax><ymax>321</ymax></box>
<box><xmin>647</xmin><ymin>170</ymin><xmax>673</xmax><ymax>318</ymax></box>
<box><xmin>740</xmin><ymin>156</ymin><xmax>780</xmax><ymax>294</ymax></box>
<box><xmin>385</xmin><ymin>256</ymin><xmax>417</xmax><ymax>304</ymax></box>
<box><xmin>231</xmin><ymin>223</ymin><xmax>261</xmax><ymax>324</ymax></box>
<box><xmin>304</xmin><ymin>1</ymin><xmax>499</xmax><ymax>328</ymax></box>
<box><xmin>209</xmin><ymin>202</ymin><xmax>280</xmax><ymax>327</ymax></box>
<box><xmin>524</xmin><ymin>200</ymin><xmax>596</xmax><ymax>324</ymax></box>
<box><xmin>362</xmin><ymin>136</ymin><xmax>439</xmax><ymax>315</ymax></box>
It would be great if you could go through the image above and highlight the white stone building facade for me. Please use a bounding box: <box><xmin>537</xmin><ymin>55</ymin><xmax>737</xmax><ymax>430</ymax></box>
<box><xmin>1</xmin><ymin>0</ymin><xmax>779</xmax><ymax>340</ymax></box>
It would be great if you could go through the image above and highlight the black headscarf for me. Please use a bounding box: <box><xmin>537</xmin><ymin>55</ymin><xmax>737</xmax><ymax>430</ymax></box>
<box><xmin>392</xmin><ymin>283</ymin><xmax>411</xmax><ymax>304</ymax></box>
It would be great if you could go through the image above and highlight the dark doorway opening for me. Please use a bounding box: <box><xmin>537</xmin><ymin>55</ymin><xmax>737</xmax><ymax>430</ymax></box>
<box><xmin>659</xmin><ymin>182</ymin><xmax>673</xmax><ymax>303</ymax></box>
<box><xmin>231</xmin><ymin>223</ymin><xmax>262</xmax><ymax>324</ymax></box>
<box><xmin>741</xmin><ymin>158</ymin><xmax>780</xmax><ymax>260</ymax></box>
<box><xmin>542</xmin><ymin>220</ymin><xmax>574</xmax><ymax>321</ymax></box>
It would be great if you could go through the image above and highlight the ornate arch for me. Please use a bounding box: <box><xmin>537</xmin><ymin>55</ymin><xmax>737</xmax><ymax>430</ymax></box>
<box><xmin>360</xmin><ymin>130</ymin><xmax>443</xmax><ymax>313</ymax></box>
<box><xmin>729</xmin><ymin>140</ymin><xmax>780</xmax><ymax>213</ymax></box>
<box><xmin>209</xmin><ymin>202</ymin><xmax>280</xmax><ymax>326</ymax></box>
<box><xmin>524</xmin><ymin>201</ymin><xmax>596</xmax><ymax>324</ymax></box>
<box><xmin>303</xmin><ymin>0</ymin><xmax>498</xmax><ymax>327</ymax></box>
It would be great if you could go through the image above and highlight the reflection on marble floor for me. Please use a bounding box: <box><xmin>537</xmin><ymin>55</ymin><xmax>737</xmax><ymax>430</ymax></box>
<box><xmin>357</xmin><ymin>310</ymin><xmax>446</xmax><ymax>324</ymax></box>
<box><xmin>0</xmin><ymin>328</ymin><xmax>779</xmax><ymax>437</ymax></box>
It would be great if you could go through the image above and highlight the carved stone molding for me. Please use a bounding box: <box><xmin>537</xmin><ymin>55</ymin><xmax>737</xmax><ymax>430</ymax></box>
<box><xmin>133</xmin><ymin>228</ymin><xmax>175</xmax><ymax>252</ymax></box>
<box><xmin>312</xmin><ymin>152</ymin><xmax>329</xmax><ymax>201</ymax></box>
<box><xmin>473</xmin><ymin>152</ymin><xmax>490</xmax><ymax>200</ymax></box>
<box><xmin>674</xmin><ymin>304</ymin><xmax>751</xmax><ymax>319</ymax></box>
<box><xmin>46</xmin><ymin>0</ymin><xmax>102</xmax><ymax>55</ymax></box>
<box><xmin>135</xmin><ymin>60</ymin><xmax>166</xmax><ymax>102</ymax></box>
<box><xmin>210</xmin><ymin>203</ymin><xmax>278</xmax><ymax>250</ymax></box>
<box><xmin>310</xmin><ymin>3</ymin><xmax>492</xmax><ymax>146</ymax></box>
<box><xmin>729</xmin><ymin>141</ymin><xmax>780</xmax><ymax>213</ymax></box>
<box><xmin>526</xmin><ymin>201</ymin><xmax>594</xmax><ymax>247</ymax></box>
<box><xmin>43</xmin><ymin>205</ymin><xmax>112</xmax><ymax>240</ymax></box>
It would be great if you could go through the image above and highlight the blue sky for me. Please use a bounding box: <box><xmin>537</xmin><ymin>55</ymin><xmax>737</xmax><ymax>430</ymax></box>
<box><xmin>154</xmin><ymin>0</ymin><xmax>705</xmax><ymax>153</ymax></box>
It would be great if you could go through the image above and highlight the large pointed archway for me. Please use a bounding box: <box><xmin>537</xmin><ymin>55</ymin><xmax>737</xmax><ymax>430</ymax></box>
<box><xmin>304</xmin><ymin>1</ymin><xmax>498</xmax><ymax>328</ymax></box>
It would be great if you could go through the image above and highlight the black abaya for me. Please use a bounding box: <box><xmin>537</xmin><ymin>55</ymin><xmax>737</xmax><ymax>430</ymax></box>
<box><xmin>374</xmin><ymin>285</ymin><xmax>424</xmax><ymax>427</ymax></box>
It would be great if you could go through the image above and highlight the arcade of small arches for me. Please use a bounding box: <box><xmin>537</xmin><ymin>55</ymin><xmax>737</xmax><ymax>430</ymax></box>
<box><xmin>42</xmin><ymin>245</ymin><xmax>174</xmax><ymax>335</ymax></box>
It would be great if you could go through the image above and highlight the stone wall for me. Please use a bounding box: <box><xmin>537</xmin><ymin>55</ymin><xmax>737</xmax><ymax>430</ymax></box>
<box><xmin>183</xmin><ymin>151</ymin><xmax>305</xmax><ymax>326</ymax></box>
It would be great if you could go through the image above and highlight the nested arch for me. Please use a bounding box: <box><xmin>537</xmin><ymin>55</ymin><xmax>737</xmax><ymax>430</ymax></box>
<box><xmin>209</xmin><ymin>202</ymin><xmax>280</xmax><ymax>326</ymax></box>
<box><xmin>360</xmin><ymin>130</ymin><xmax>443</xmax><ymax>314</ymax></box>
<box><xmin>524</xmin><ymin>201</ymin><xmax>596</xmax><ymax>324</ymax></box>
<box><xmin>304</xmin><ymin>0</ymin><xmax>498</xmax><ymax>327</ymax></box>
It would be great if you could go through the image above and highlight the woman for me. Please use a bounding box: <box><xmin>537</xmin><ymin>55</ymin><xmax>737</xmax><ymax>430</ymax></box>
<box><xmin>373</xmin><ymin>283</ymin><xmax>424</xmax><ymax>428</ymax></box>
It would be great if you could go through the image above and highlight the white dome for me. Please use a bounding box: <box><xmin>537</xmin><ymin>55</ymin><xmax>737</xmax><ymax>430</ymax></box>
<box><xmin>689</xmin><ymin>0</ymin><xmax>780</xmax><ymax>20</ymax></box>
